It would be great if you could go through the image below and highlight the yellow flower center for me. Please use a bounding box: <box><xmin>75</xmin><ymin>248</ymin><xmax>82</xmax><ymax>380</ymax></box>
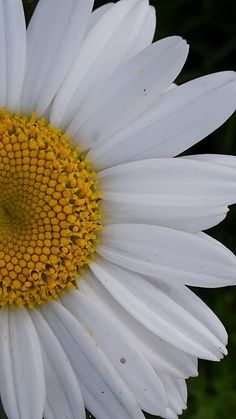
<box><xmin>0</xmin><ymin>109</ymin><xmax>101</xmax><ymax>308</ymax></box>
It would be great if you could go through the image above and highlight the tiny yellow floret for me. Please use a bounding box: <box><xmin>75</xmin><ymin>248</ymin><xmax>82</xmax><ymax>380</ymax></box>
<box><xmin>0</xmin><ymin>109</ymin><xmax>101</xmax><ymax>308</ymax></box>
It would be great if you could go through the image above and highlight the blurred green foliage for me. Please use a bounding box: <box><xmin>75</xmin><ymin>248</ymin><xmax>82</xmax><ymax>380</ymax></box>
<box><xmin>0</xmin><ymin>1</ymin><xmax>235</xmax><ymax>418</ymax></box>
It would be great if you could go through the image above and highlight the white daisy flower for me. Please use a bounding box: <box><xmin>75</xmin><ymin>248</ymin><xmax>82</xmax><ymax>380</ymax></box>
<box><xmin>0</xmin><ymin>1</ymin><xmax>236</xmax><ymax>419</ymax></box>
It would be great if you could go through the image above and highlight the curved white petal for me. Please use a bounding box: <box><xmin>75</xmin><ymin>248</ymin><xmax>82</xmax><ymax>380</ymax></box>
<box><xmin>90</xmin><ymin>258</ymin><xmax>227</xmax><ymax>360</ymax></box>
<box><xmin>61</xmin><ymin>290</ymin><xmax>168</xmax><ymax>415</ymax></box>
<box><xmin>128</xmin><ymin>5</ymin><xmax>156</xmax><ymax>57</ymax></box>
<box><xmin>81</xmin><ymin>386</ymin><xmax>114</xmax><ymax>419</ymax></box>
<box><xmin>61</xmin><ymin>0</ymin><xmax>152</xmax><ymax>127</ymax></box>
<box><xmin>22</xmin><ymin>0</ymin><xmax>94</xmax><ymax>116</ymax></box>
<box><xmin>90</xmin><ymin>71</ymin><xmax>236</xmax><ymax>169</ymax></box>
<box><xmin>162</xmin><ymin>410</ymin><xmax>178</xmax><ymax>419</ymax></box>
<box><xmin>51</xmin><ymin>0</ymin><xmax>153</xmax><ymax>128</ymax></box>
<box><xmin>86</xmin><ymin>3</ymin><xmax>114</xmax><ymax>33</ymax></box>
<box><xmin>98</xmin><ymin>158</ymin><xmax>236</xmax><ymax>207</ymax></box>
<box><xmin>98</xmin><ymin>158</ymin><xmax>236</xmax><ymax>232</ymax></box>
<box><xmin>159</xmin><ymin>375</ymin><xmax>187</xmax><ymax>416</ymax></box>
<box><xmin>183</xmin><ymin>154</ymin><xmax>236</xmax><ymax>169</ymax></box>
<box><xmin>97</xmin><ymin>224</ymin><xmax>236</xmax><ymax>287</ymax></box>
<box><xmin>68</xmin><ymin>36</ymin><xmax>188</xmax><ymax>150</ymax></box>
<box><xmin>0</xmin><ymin>308</ymin><xmax>45</xmax><ymax>419</ymax></box>
<box><xmin>79</xmin><ymin>270</ymin><xmax>198</xmax><ymax>379</ymax></box>
<box><xmin>64</xmin><ymin>1</ymin><xmax>155</xmax><ymax>128</ymax></box>
<box><xmin>87</xmin><ymin>0</ymin><xmax>156</xmax><ymax>56</ymax></box>
<box><xmin>101</xmin><ymin>200</ymin><xmax>228</xmax><ymax>233</ymax></box>
<box><xmin>41</xmin><ymin>301</ymin><xmax>146</xmax><ymax>419</ymax></box>
<box><xmin>30</xmin><ymin>309</ymin><xmax>85</xmax><ymax>419</ymax></box>
<box><xmin>0</xmin><ymin>0</ymin><xmax>26</xmax><ymax>110</ymax></box>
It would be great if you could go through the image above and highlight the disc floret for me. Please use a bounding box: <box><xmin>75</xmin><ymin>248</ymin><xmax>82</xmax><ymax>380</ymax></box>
<box><xmin>0</xmin><ymin>109</ymin><xmax>101</xmax><ymax>308</ymax></box>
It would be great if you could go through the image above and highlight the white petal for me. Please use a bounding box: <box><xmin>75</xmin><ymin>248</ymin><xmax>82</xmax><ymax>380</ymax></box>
<box><xmin>166</xmin><ymin>82</ymin><xmax>177</xmax><ymax>91</ymax></box>
<box><xmin>68</xmin><ymin>36</ymin><xmax>188</xmax><ymax>150</ymax></box>
<box><xmin>87</xmin><ymin>2</ymin><xmax>156</xmax><ymax>60</ymax></box>
<box><xmin>0</xmin><ymin>1</ymin><xmax>7</xmax><ymax>107</ymax></box>
<box><xmin>98</xmin><ymin>158</ymin><xmax>236</xmax><ymax>207</ymax></box>
<box><xmin>51</xmin><ymin>0</ymin><xmax>153</xmax><ymax>128</ymax></box>
<box><xmin>101</xmin><ymin>200</ymin><xmax>228</xmax><ymax>233</ymax></box>
<box><xmin>159</xmin><ymin>375</ymin><xmax>187</xmax><ymax>416</ymax></box>
<box><xmin>0</xmin><ymin>308</ymin><xmax>45</xmax><ymax>419</ymax></box>
<box><xmin>90</xmin><ymin>71</ymin><xmax>236</xmax><ymax>169</ymax></box>
<box><xmin>66</xmin><ymin>0</ymin><xmax>153</xmax><ymax>127</ymax></box>
<box><xmin>162</xmin><ymin>410</ymin><xmax>178</xmax><ymax>419</ymax></box>
<box><xmin>127</xmin><ymin>5</ymin><xmax>156</xmax><ymax>57</ymax></box>
<box><xmin>41</xmin><ymin>301</ymin><xmax>145</xmax><ymax>419</ymax></box>
<box><xmin>0</xmin><ymin>0</ymin><xmax>26</xmax><ymax>110</ymax></box>
<box><xmin>90</xmin><ymin>258</ymin><xmax>227</xmax><ymax>360</ymax></box>
<box><xmin>22</xmin><ymin>0</ymin><xmax>94</xmax><ymax>116</ymax></box>
<box><xmin>183</xmin><ymin>154</ymin><xmax>236</xmax><ymax>169</ymax></box>
<box><xmin>97</xmin><ymin>224</ymin><xmax>236</xmax><ymax>287</ymax></box>
<box><xmin>81</xmin><ymin>386</ymin><xmax>113</xmax><ymax>419</ymax></box>
<box><xmin>61</xmin><ymin>290</ymin><xmax>168</xmax><ymax>416</ymax></box>
<box><xmin>30</xmin><ymin>309</ymin><xmax>85</xmax><ymax>419</ymax></box>
<box><xmin>98</xmin><ymin>158</ymin><xmax>236</xmax><ymax>231</ymax></box>
<box><xmin>79</xmin><ymin>270</ymin><xmax>198</xmax><ymax>379</ymax></box>
<box><xmin>86</xmin><ymin>3</ymin><xmax>114</xmax><ymax>33</ymax></box>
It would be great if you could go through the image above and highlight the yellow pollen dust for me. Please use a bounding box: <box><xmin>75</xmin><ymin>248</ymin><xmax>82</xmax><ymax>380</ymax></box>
<box><xmin>0</xmin><ymin>108</ymin><xmax>101</xmax><ymax>308</ymax></box>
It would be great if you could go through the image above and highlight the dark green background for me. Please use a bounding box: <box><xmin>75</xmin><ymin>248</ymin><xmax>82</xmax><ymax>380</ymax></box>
<box><xmin>1</xmin><ymin>1</ymin><xmax>235</xmax><ymax>418</ymax></box>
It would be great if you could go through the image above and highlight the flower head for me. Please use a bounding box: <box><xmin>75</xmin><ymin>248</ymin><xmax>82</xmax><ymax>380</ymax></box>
<box><xmin>0</xmin><ymin>1</ymin><xmax>236</xmax><ymax>419</ymax></box>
